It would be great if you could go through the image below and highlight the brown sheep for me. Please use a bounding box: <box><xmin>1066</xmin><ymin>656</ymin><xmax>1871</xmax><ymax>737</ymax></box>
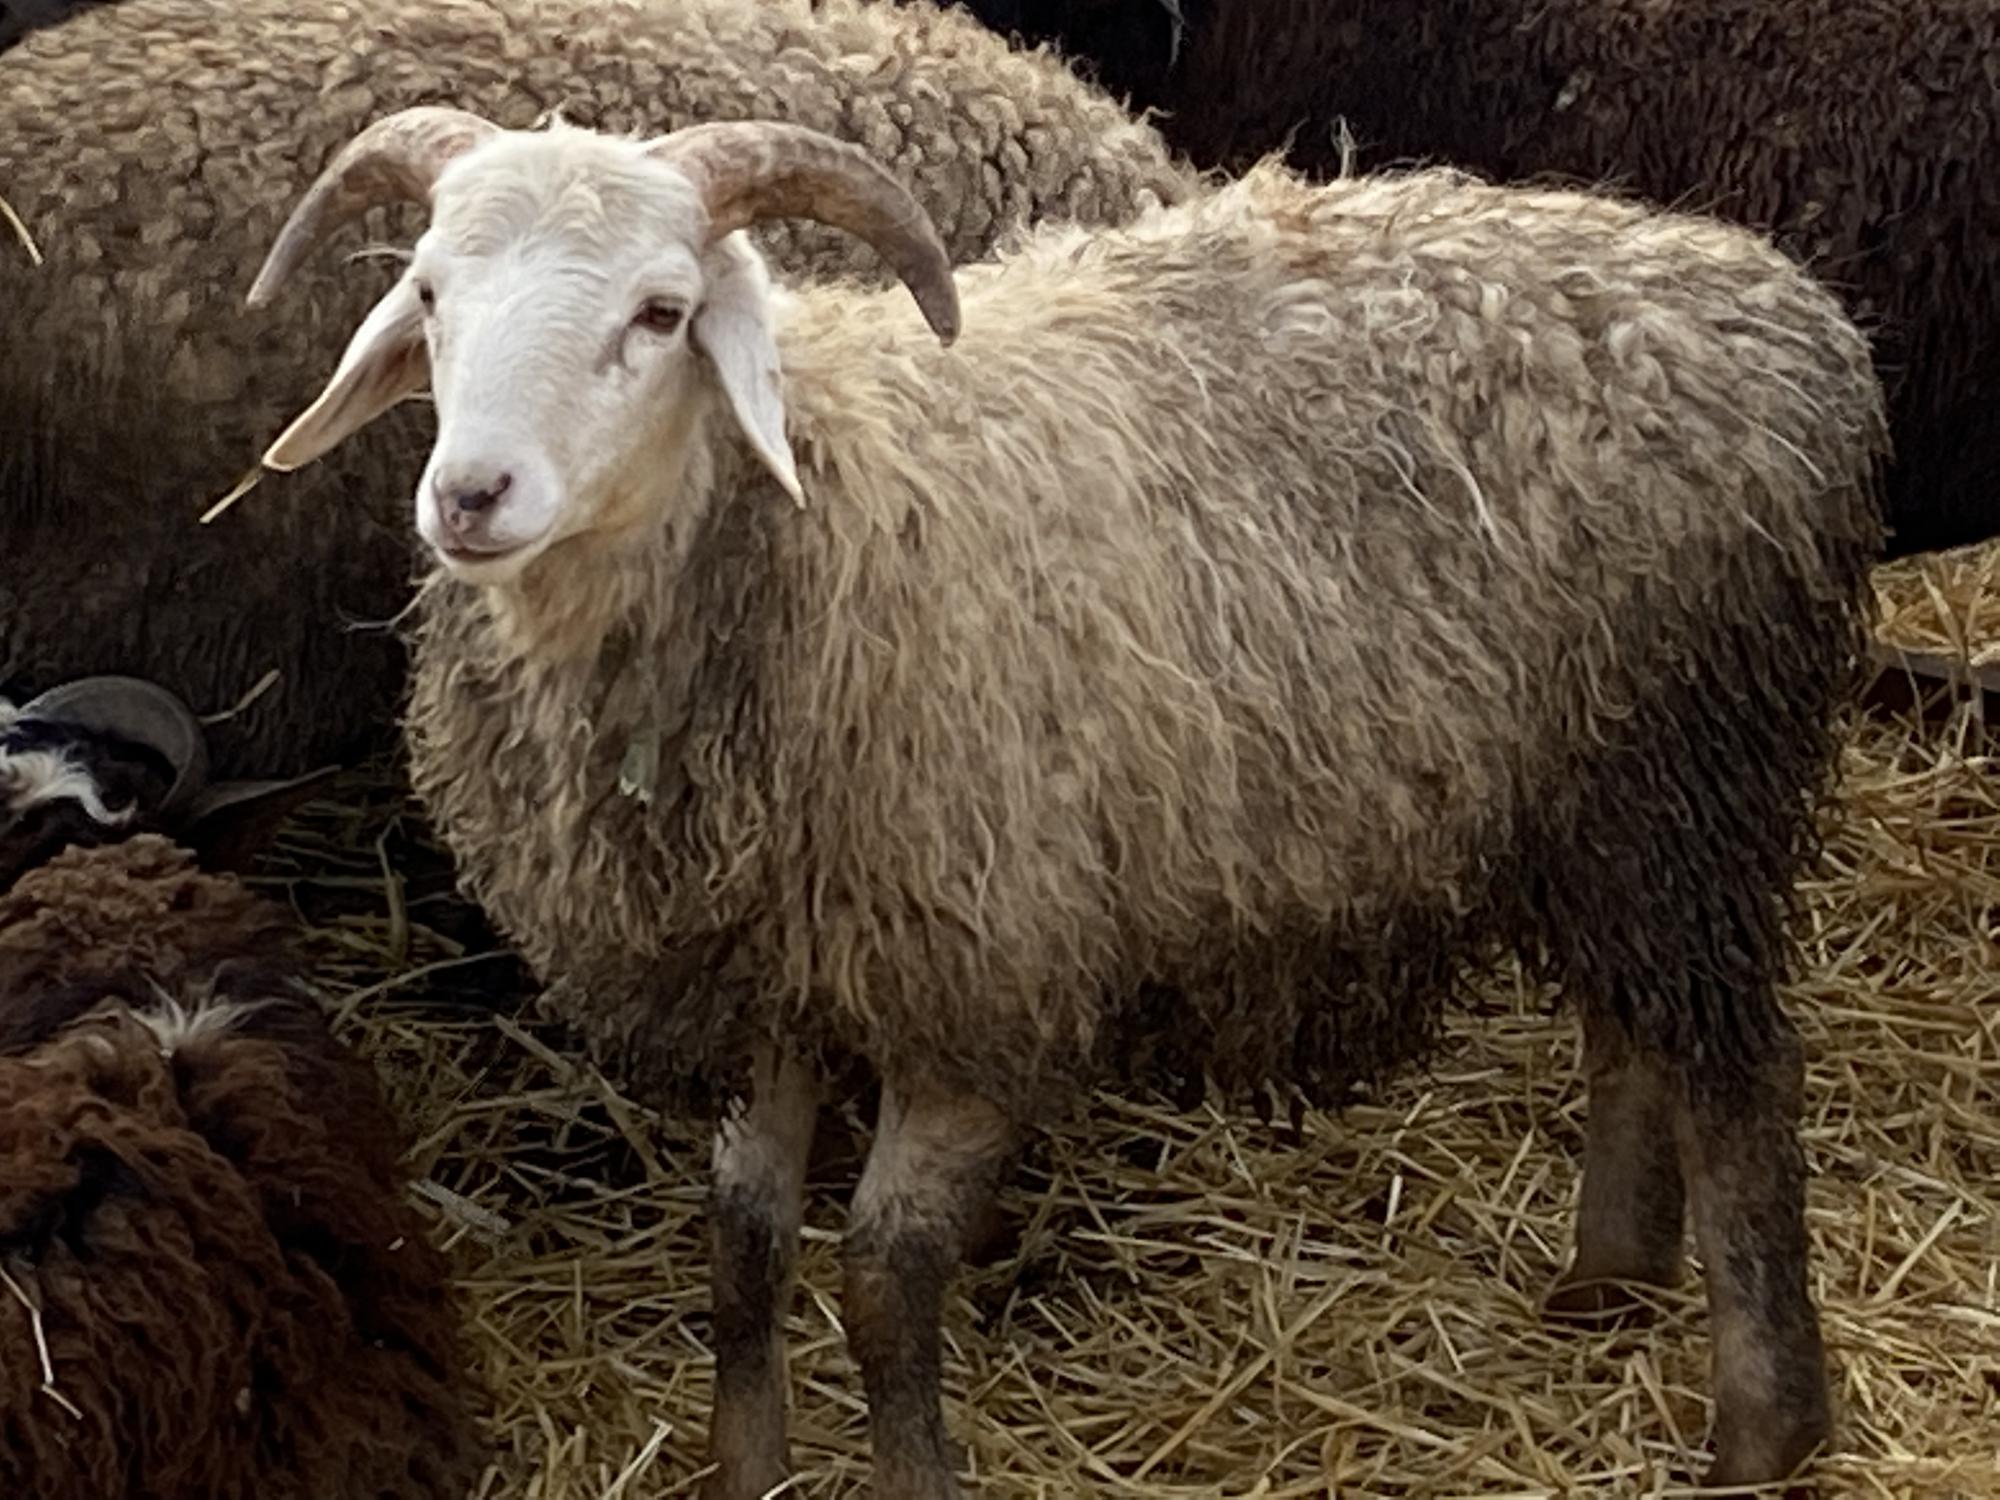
<box><xmin>0</xmin><ymin>676</ymin><xmax>484</xmax><ymax>1500</ymax></box>
<box><xmin>0</xmin><ymin>0</ymin><xmax>1192</xmax><ymax>778</ymax></box>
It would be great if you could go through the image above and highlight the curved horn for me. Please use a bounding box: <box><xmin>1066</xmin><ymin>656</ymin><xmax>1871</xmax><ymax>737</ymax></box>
<box><xmin>17</xmin><ymin>676</ymin><xmax>211</xmax><ymax>821</ymax></box>
<box><xmin>647</xmin><ymin>122</ymin><xmax>960</xmax><ymax>345</ymax></box>
<box><xmin>247</xmin><ymin>105</ymin><xmax>501</xmax><ymax>309</ymax></box>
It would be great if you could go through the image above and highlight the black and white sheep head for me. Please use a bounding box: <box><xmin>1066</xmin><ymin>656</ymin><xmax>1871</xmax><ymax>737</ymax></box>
<box><xmin>0</xmin><ymin>676</ymin><xmax>338</xmax><ymax>886</ymax></box>
<box><xmin>248</xmin><ymin>107</ymin><xmax>962</xmax><ymax>585</ymax></box>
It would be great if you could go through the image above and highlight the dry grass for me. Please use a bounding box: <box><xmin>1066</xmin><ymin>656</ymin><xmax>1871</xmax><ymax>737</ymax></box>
<box><xmin>259</xmin><ymin>545</ymin><xmax>2000</xmax><ymax>1500</ymax></box>
<box><xmin>0</xmin><ymin>189</ymin><xmax>43</xmax><ymax>267</ymax></box>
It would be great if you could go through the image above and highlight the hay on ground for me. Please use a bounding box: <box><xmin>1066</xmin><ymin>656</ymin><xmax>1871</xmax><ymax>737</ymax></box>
<box><xmin>257</xmin><ymin>544</ymin><xmax>2000</xmax><ymax>1499</ymax></box>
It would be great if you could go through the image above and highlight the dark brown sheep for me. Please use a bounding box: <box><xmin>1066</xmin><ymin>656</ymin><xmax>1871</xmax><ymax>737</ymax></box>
<box><xmin>0</xmin><ymin>0</ymin><xmax>103</xmax><ymax>52</ymax></box>
<box><xmin>0</xmin><ymin>0</ymin><xmax>1191</xmax><ymax>778</ymax></box>
<box><xmin>0</xmin><ymin>677</ymin><xmax>484</xmax><ymax>1500</ymax></box>
<box><xmin>944</xmin><ymin>0</ymin><xmax>2000</xmax><ymax>559</ymax></box>
<box><xmin>0</xmin><ymin>270</ymin><xmax>426</xmax><ymax>783</ymax></box>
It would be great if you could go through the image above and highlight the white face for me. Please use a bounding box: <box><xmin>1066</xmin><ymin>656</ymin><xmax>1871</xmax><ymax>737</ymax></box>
<box><xmin>267</xmin><ymin>131</ymin><xmax>803</xmax><ymax>586</ymax></box>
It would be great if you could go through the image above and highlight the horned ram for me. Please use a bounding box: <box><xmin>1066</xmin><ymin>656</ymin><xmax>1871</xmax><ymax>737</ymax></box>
<box><xmin>252</xmin><ymin>109</ymin><xmax>1886</xmax><ymax>1497</ymax></box>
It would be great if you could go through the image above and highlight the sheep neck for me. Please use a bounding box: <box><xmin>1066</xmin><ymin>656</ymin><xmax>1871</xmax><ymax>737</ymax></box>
<box><xmin>424</xmin><ymin>409</ymin><xmax>778</xmax><ymax>825</ymax></box>
<box><xmin>477</xmin><ymin>433</ymin><xmax>725</xmax><ymax>669</ymax></box>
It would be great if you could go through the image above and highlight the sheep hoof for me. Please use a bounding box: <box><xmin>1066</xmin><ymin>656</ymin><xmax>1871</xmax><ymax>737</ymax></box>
<box><xmin>1702</xmin><ymin>1411</ymin><xmax>1827</xmax><ymax>1498</ymax></box>
<box><xmin>1698</xmin><ymin>1460</ymin><xmax>1819</xmax><ymax>1500</ymax></box>
<box><xmin>871</xmin><ymin>1450</ymin><xmax>967</xmax><ymax>1500</ymax></box>
<box><xmin>700</xmin><ymin>1465</ymin><xmax>790</xmax><ymax>1500</ymax></box>
<box><xmin>1699</xmin><ymin>1479</ymin><xmax>1817</xmax><ymax>1500</ymax></box>
<box><xmin>872</xmin><ymin>1477</ymin><xmax>964</xmax><ymax>1500</ymax></box>
<box><xmin>1540</xmin><ymin>1271</ymin><xmax>1674</xmax><ymax>1330</ymax></box>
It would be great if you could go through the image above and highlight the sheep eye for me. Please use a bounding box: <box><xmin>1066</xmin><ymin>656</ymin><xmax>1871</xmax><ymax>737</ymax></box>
<box><xmin>415</xmin><ymin>280</ymin><xmax>436</xmax><ymax>312</ymax></box>
<box><xmin>633</xmin><ymin>299</ymin><xmax>686</xmax><ymax>336</ymax></box>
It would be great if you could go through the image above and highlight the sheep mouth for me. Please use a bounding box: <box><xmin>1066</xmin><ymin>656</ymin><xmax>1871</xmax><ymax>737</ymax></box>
<box><xmin>433</xmin><ymin>537</ymin><xmax>531</xmax><ymax>569</ymax></box>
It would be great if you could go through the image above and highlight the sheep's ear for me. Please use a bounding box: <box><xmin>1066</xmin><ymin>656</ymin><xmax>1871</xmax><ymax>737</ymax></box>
<box><xmin>263</xmin><ymin>280</ymin><xmax>429</xmax><ymax>472</ymax></box>
<box><xmin>694</xmin><ymin>240</ymin><xmax>804</xmax><ymax>506</ymax></box>
<box><xmin>179</xmin><ymin>765</ymin><xmax>344</xmax><ymax>874</ymax></box>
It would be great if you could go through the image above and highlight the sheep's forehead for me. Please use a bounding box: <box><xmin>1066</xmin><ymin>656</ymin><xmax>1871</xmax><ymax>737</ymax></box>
<box><xmin>431</xmin><ymin>134</ymin><xmax>709</xmax><ymax>267</ymax></box>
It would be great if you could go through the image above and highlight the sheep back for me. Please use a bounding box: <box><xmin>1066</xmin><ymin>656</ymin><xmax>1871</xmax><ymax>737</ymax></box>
<box><xmin>0</xmin><ymin>0</ymin><xmax>1191</xmax><ymax>777</ymax></box>
<box><xmin>0</xmin><ymin>835</ymin><xmax>482</xmax><ymax>1500</ymax></box>
<box><xmin>951</xmin><ymin>0</ymin><xmax>1996</xmax><ymax>558</ymax></box>
<box><xmin>405</xmin><ymin>165</ymin><xmax>1885</xmax><ymax>1119</ymax></box>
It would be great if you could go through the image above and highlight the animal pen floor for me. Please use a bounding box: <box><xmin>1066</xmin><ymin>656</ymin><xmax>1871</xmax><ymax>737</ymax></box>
<box><xmin>270</xmin><ymin>546</ymin><xmax>2000</xmax><ymax>1500</ymax></box>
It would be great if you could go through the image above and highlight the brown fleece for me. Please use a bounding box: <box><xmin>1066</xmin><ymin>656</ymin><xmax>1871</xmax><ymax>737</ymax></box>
<box><xmin>0</xmin><ymin>837</ymin><xmax>483</xmax><ymax>1499</ymax></box>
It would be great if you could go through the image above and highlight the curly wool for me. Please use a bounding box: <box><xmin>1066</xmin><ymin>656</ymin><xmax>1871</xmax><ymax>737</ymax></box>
<box><xmin>952</xmin><ymin>0</ymin><xmax>1997</xmax><ymax>559</ymax></box>
<box><xmin>0</xmin><ymin>0</ymin><xmax>1192</xmax><ymax>778</ymax></box>
<box><xmin>406</xmin><ymin>163</ymin><xmax>1885</xmax><ymax>1119</ymax></box>
<box><xmin>0</xmin><ymin>836</ymin><xmax>482</xmax><ymax>1500</ymax></box>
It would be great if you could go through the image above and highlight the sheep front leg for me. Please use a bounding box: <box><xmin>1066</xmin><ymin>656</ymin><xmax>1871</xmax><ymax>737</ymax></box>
<box><xmin>1545</xmin><ymin>1006</ymin><xmax>1687</xmax><ymax>1324</ymax></box>
<box><xmin>844</xmin><ymin>1084</ymin><xmax>1015</xmax><ymax>1500</ymax></box>
<box><xmin>702</xmin><ymin>1049</ymin><xmax>821</xmax><ymax>1500</ymax></box>
<box><xmin>1680</xmin><ymin>1025</ymin><xmax>1829</xmax><ymax>1492</ymax></box>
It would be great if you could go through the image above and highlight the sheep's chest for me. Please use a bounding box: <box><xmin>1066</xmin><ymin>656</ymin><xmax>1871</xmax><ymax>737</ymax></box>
<box><xmin>405</xmin><ymin>604</ymin><xmax>731</xmax><ymax>990</ymax></box>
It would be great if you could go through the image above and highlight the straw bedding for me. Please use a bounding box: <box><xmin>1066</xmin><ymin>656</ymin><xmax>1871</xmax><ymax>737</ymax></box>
<box><xmin>243</xmin><ymin>543</ymin><xmax>2000</xmax><ymax>1498</ymax></box>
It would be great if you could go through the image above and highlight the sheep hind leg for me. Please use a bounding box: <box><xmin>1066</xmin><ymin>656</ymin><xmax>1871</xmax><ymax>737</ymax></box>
<box><xmin>1544</xmin><ymin>1004</ymin><xmax>1687</xmax><ymax>1327</ymax></box>
<box><xmin>701</xmin><ymin>1049</ymin><xmax>822</xmax><ymax>1500</ymax></box>
<box><xmin>1680</xmin><ymin>1023</ymin><xmax>1829</xmax><ymax>1493</ymax></box>
<box><xmin>845</xmin><ymin>1083</ymin><xmax>1015</xmax><ymax>1500</ymax></box>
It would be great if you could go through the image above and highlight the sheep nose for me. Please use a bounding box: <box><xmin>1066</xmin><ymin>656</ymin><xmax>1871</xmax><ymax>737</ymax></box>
<box><xmin>434</xmin><ymin>469</ymin><xmax>513</xmax><ymax>530</ymax></box>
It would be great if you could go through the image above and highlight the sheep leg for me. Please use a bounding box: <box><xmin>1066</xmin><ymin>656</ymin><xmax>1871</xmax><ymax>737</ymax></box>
<box><xmin>844</xmin><ymin>1084</ymin><xmax>1015</xmax><ymax>1500</ymax></box>
<box><xmin>1545</xmin><ymin>1006</ymin><xmax>1686</xmax><ymax>1325</ymax></box>
<box><xmin>701</xmin><ymin>1049</ymin><xmax>822</xmax><ymax>1500</ymax></box>
<box><xmin>1680</xmin><ymin>1025</ymin><xmax>1829</xmax><ymax>1492</ymax></box>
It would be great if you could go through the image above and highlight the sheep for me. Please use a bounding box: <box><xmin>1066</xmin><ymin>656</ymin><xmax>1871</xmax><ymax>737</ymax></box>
<box><xmin>0</xmin><ymin>674</ymin><xmax>313</xmax><ymax>888</ymax></box>
<box><xmin>249</xmin><ymin>106</ymin><xmax>1886</xmax><ymax>1496</ymax></box>
<box><xmin>0</xmin><ymin>0</ymin><xmax>100</xmax><ymax>53</ymax></box>
<box><xmin>0</xmin><ymin>0</ymin><xmax>1192</xmax><ymax>779</ymax></box>
<box><xmin>0</xmin><ymin>269</ymin><xmax>427</xmax><ymax>784</ymax></box>
<box><xmin>0</xmin><ymin>674</ymin><xmax>483</xmax><ymax>1500</ymax></box>
<box><xmin>937</xmin><ymin>0</ymin><xmax>1998</xmax><ymax>561</ymax></box>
